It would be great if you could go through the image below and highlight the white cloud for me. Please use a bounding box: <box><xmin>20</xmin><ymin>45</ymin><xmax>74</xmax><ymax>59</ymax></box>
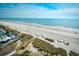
<box><xmin>0</xmin><ymin>5</ymin><xmax>79</xmax><ymax>18</ymax></box>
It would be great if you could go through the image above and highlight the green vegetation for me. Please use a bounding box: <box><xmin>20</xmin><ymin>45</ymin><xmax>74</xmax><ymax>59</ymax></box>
<box><xmin>0</xmin><ymin>44</ymin><xmax>3</xmax><ymax>51</ymax></box>
<box><xmin>10</xmin><ymin>30</ymin><xmax>20</xmax><ymax>35</ymax></box>
<box><xmin>17</xmin><ymin>50</ymin><xmax>31</xmax><ymax>56</ymax></box>
<box><xmin>20</xmin><ymin>33</ymin><xmax>33</xmax><ymax>42</ymax></box>
<box><xmin>5</xmin><ymin>29</ymin><xmax>20</xmax><ymax>36</ymax></box>
<box><xmin>69</xmin><ymin>51</ymin><xmax>79</xmax><ymax>56</ymax></box>
<box><xmin>45</xmin><ymin>38</ymin><xmax>54</xmax><ymax>42</ymax></box>
<box><xmin>32</xmin><ymin>38</ymin><xmax>67</xmax><ymax>56</ymax></box>
<box><xmin>0</xmin><ymin>25</ymin><xmax>5</xmax><ymax>28</ymax></box>
<box><xmin>10</xmin><ymin>41</ymin><xmax>17</xmax><ymax>48</ymax></box>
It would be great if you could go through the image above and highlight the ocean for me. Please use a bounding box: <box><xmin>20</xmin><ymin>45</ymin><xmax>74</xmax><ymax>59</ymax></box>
<box><xmin>0</xmin><ymin>18</ymin><xmax>79</xmax><ymax>29</ymax></box>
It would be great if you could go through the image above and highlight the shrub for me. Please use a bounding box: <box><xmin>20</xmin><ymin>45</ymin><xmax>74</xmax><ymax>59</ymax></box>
<box><xmin>69</xmin><ymin>51</ymin><xmax>79</xmax><ymax>56</ymax></box>
<box><xmin>45</xmin><ymin>38</ymin><xmax>54</xmax><ymax>42</ymax></box>
<box><xmin>18</xmin><ymin>50</ymin><xmax>31</xmax><ymax>56</ymax></box>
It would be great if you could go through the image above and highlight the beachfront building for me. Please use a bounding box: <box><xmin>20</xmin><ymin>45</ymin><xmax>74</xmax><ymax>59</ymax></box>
<box><xmin>0</xmin><ymin>28</ymin><xmax>15</xmax><ymax>44</ymax></box>
<box><xmin>0</xmin><ymin>25</ymin><xmax>20</xmax><ymax>45</ymax></box>
<box><xmin>0</xmin><ymin>29</ymin><xmax>11</xmax><ymax>44</ymax></box>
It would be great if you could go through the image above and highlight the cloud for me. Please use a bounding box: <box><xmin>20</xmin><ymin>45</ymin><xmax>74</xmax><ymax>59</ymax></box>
<box><xmin>0</xmin><ymin>4</ymin><xmax>79</xmax><ymax>18</ymax></box>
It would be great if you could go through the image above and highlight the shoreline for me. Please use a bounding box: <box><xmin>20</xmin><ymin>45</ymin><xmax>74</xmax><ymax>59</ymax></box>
<box><xmin>0</xmin><ymin>21</ymin><xmax>79</xmax><ymax>32</ymax></box>
<box><xmin>0</xmin><ymin>21</ymin><xmax>79</xmax><ymax>53</ymax></box>
<box><xmin>0</xmin><ymin>20</ymin><xmax>79</xmax><ymax>30</ymax></box>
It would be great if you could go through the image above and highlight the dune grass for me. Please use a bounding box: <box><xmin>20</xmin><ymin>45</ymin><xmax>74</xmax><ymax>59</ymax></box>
<box><xmin>20</xmin><ymin>33</ymin><xmax>33</xmax><ymax>42</ymax></box>
<box><xmin>32</xmin><ymin>38</ymin><xmax>67</xmax><ymax>56</ymax></box>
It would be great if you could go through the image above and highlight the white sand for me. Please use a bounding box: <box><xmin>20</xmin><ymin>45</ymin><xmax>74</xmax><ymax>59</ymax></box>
<box><xmin>0</xmin><ymin>21</ymin><xmax>79</xmax><ymax>53</ymax></box>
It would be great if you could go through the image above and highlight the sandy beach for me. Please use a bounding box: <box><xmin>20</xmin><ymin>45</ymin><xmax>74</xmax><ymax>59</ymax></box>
<box><xmin>0</xmin><ymin>21</ymin><xmax>79</xmax><ymax>53</ymax></box>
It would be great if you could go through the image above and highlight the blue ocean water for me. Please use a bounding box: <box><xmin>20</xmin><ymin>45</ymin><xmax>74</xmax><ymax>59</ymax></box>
<box><xmin>0</xmin><ymin>18</ymin><xmax>79</xmax><ymax>29</ymax></box>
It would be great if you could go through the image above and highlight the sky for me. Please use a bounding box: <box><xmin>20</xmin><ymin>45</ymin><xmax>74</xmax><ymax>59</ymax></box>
<box><xmin>0</xmin><ymin>3</ymin><xmax>79</xmax><ymax>18</ymax></box>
